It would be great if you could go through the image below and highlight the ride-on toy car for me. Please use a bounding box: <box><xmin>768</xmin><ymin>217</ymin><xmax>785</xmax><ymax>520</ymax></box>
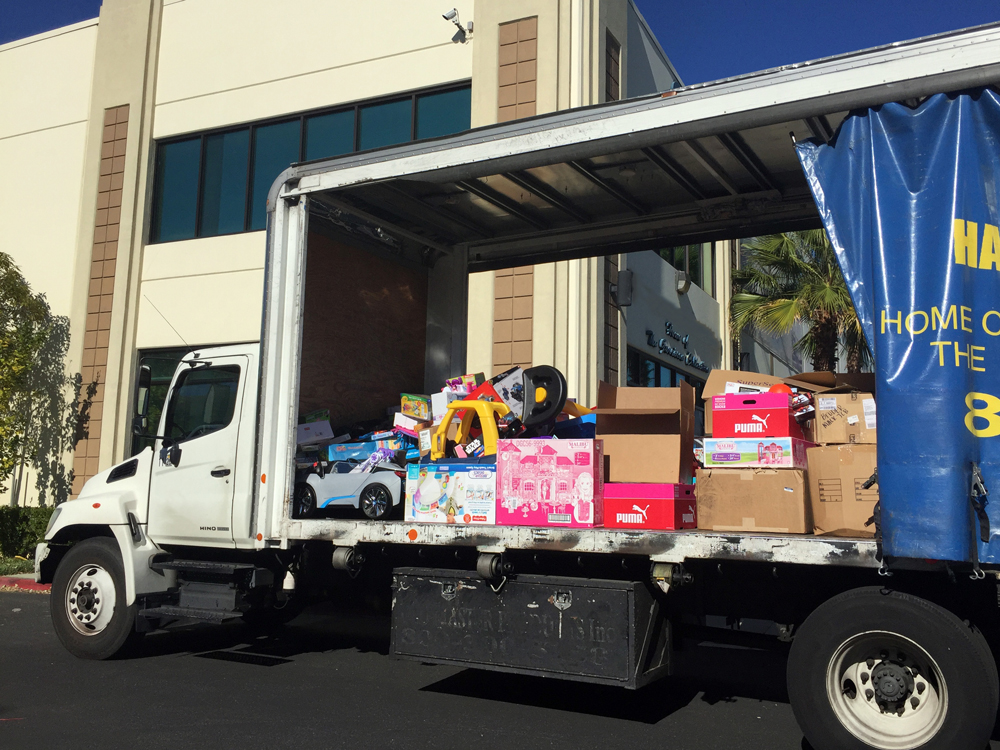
<box><xmin>293</xmin><ymin>459</ymin><xmax>404</xmax><ymax>520</ymax></box>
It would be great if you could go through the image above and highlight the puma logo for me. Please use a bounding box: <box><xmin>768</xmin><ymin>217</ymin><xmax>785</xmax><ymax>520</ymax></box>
<box><xmin>735</xmin><ymin>414</ymin><xmax>770</xmax><ymax>434</ymax></box>
<box><xmin>617</xmin><ymin>504</ymin><xmax>650</xmax><ymax>525</ymax></box>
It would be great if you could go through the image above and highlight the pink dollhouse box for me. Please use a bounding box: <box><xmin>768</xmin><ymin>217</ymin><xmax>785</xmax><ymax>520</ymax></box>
<box><xmin>496</xmin><ymin>439</ymin><xmax>604</xmax><ymax>527</ymax></box>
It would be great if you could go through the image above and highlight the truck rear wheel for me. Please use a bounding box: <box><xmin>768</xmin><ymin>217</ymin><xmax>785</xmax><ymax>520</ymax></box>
<box><xmin>787</xmin><ymin>586</ymin><xmax>997</xmax><ymax>750</ymax></box>
<box><xmin>50</xmin><ymin>538</ymin><xmax>141</xmax><ymax>660</ymax></box>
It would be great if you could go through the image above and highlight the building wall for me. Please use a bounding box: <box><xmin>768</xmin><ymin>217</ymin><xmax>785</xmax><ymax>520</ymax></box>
<box><xmin>0</xmin><ymin>20</ymin><xmax>98</xmax><ymax>319</ymax></box>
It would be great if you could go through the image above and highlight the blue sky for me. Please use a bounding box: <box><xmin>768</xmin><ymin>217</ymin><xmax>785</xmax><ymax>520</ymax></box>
<box><xmin>3</xmin><ymin>1</ymin><xmax>999</xmax><ymax>85</ymax></box>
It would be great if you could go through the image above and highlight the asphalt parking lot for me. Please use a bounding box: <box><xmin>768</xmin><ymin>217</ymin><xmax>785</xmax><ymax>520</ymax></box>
<box><xmin>1</xmin><ymin>591</ymin><xmax>998</xmax><ymax>750</ymax></box>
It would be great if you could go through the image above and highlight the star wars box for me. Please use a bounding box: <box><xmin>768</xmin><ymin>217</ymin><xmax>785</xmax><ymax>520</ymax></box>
<box><xmin>496</xmin><ymin>439</ymin><xmax>604</xmax><ymax>527</ymax></box>
<box><xmin>603</xmin><ymin>483</ymin><xmax>696</xmax><ymax>530</ymax></box>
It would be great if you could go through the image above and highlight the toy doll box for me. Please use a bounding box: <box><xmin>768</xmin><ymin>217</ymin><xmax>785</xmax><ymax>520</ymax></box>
<box><xmin>495</xmin><ymin>439</ymin><xmax>604</xmax><ymax>528</ymax></box>
<box><xmin>405</xmin><ymin>462</ymin><xmax>496</xmax><ymax>525</ymax></box>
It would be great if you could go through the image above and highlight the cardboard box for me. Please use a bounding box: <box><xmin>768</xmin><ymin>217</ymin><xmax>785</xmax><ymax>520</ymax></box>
<box><xmin>400</xmin><ymin>394</ymin><xmax>432</xmax><ymax>422</ymax></box>
<box><xmin>711</xmin><ymin>393</ymin><xmax>804</xmax><ymax>439</ymax></box>
<box><xmin>702</xmin><ymin>370</ymin><xmax>829</xmax><ymax>435</ymax></box>
<box><xmin>807</xmin><ymin>391</ymin><xmax>877</xmax><ymax>445</ymax></box>
<box><xmin>603</xmin><ymin>483</ymin><xmax>696</xmax><ymax>529</ymax></box>
<box><xmin>696</xmin><ymin>468</ymin><xmax>811</xmax><ymax>533</ymax></box>
<box><xmin>496</xmin><ymin>439</ymin><xmax>603</xmax><ymax>527</ymax></box>
<box><xmin>405</xmin><ymin>462</ymin><xmax>497</xmax><ymax>524</ymax></box>
<box><xmin>702</xmin><ymin>436</ymin><xmax>812</xmax><ymax>469</ymax></box>
<box><xmin>593</xmin><ymin>381</ymin><xmax>694</xmax><ymax>484</ymax></box>
<box><xmin>445</xmin><ymin>372</ymin><xmax>485</xmax><ymax>394</ymax></box>
<box><xmin>489</xmin><ymin>366</ymin><xmax>526</xmax><ymax>417</ymax></box>
<box><xmin>807</xmin><ymin>444</ymin><xmax>878</xmax><ymax>536</ymax></box>
<box><xmin>296</xmin><ymin>420</ymin><xmax>335</xmax><ymax>445</ymax></box>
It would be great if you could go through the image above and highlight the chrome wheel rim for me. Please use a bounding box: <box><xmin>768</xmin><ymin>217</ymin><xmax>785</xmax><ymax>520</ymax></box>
<box><xmin>361</xmin><ymin>485</ymin><xmax>390</xmax><ymax>519</ymax></box>
<box><xmin>826</xmin><ymin>630</ymin><xmax>947</xmax><ymax>749</ymax></box>
<box><xmin>65</xmin><ymin>564</ymin><xmax>116</xmax><ymax>636</ymax></box>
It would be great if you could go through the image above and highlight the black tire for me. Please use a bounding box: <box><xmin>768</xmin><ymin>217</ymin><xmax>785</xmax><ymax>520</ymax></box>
<box><xmin>293</xmin><ymin>482</ymin><xmax>316</xmax><ymax>519</ymax></box>
<box><xmin>787</xmin><ymin>586</ymin><xmax>998</xmax><ymax>750</ymax></box>
<box><xmin>360</xmin><ymin>482</ymin><xmax>393</xmax><ymax>521</ymax></box>
<box><xmin>50</xmin><ymin>538</ymin><xmax>142</xmax><ymax>660</ymax></box>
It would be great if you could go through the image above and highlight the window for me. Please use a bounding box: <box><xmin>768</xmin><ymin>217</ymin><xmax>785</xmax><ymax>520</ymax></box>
<box><xmin>131</xmin><ymin>347</ymin><xmax>193</xmax><ymax>456</ymax></box>
<box><xmin>627</xmin><ymin>348</ymin><xmax>707</xmax><ymax>434</ymax></box>
<box><xmin>358</xmin><ymin>98</ymin><xmax>412</xmax><ymax>151</ymax></box>
<box><xmin>304</xmin><ymin>110</ymin><xmax>355</xmax><ymax>161</ymax></box>
<box><xmin>606</xmin><ymin>31</ymin><xmax>621</xmax><ymax>102</ymax></box>
<box><xmin>151</xmin><ymin>139</ymin><xmax>200</xmax><ymax>243</ymax></box>
<box><xmin>659</xmin><ymin>243</ymin><xmax>715</xmax><ymax>297</ymax></box>
<box><xmin>150</xmin><ymin>83</ymin><xmax>472</xmax><ymax>244</ymax></box>
<box><xmin>199</xmin><ymin>129</ymin><xmax>250</xmax><ymax>237</ymax></box>
<box><xmin>164</xmin><ymin>365</ymin><xmax>241</xmax><ymax>441</ymax></box>
<box><xmin>250</xmin><ymin>120</ymin><xmax>301</xmax><ymax>231</ymax></box>
<box><xmin>415</xmin><ymin>87</ymin><xmax>471</xmax><ymax>139</ymax></box>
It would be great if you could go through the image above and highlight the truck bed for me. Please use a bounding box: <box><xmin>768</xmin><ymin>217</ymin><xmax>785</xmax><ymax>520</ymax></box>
<box><xmin>286</xmin><ymin>519</ymin><xmax>879</xmax><ymax>568</ymax></box>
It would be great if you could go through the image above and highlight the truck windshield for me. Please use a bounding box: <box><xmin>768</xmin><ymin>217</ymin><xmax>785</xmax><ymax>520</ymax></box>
<box><xmin>164</xmin><ymin>365</ymin><xmax>241</xmax><ymax>441</ymax></box>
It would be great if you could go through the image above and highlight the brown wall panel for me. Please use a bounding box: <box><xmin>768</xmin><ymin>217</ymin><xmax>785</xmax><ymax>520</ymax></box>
<box><xmin>298</xmin><ymin>233</ymin><xmax>428</xmax><ymax>431</ymax></box>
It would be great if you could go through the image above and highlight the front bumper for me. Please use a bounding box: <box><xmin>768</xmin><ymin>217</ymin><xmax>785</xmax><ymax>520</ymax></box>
<box><xmin>34</xmin><ymin>542</ymin><xmax>49</xmax><ymax>583</ymax></box>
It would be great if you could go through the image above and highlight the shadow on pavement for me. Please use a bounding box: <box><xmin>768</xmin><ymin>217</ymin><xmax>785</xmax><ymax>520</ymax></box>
<box><xmin>131</xmin><ymin>602</ymin><xmax>392</xmax><ymax>662</ymax></box>
<box><xmin>421</xmin><ymin>637</ymin><xmax>792</xmax><ymax>725</ymax></box>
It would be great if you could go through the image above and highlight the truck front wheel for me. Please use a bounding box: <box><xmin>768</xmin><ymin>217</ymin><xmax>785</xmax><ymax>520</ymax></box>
<box><xmin>50</xmin><ymin>538</ymin><xmax>141</xmax><ymax>660</ymax></box>
<box><xmin>787</xmin><ymin>586</ymin><xmax>997</xmax><ymax>750</ymax></box>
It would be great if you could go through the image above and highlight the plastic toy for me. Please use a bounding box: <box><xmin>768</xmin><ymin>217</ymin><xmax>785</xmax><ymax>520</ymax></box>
<box><xmin>293</xmin><ymin>459</ymin><xmax>404</xmax><ymax>521</ymax></box>
<box><xmin>430</xmin><ymin>398</ymin><xmax>510</xmax><ymax>460</ymax></box>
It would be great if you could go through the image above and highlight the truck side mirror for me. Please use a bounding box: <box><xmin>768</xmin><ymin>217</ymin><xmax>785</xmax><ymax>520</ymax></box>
<box><xmin>132</xmin><ymin>365</ymin><xmax>152</xmax><ymax>435</ymax></box>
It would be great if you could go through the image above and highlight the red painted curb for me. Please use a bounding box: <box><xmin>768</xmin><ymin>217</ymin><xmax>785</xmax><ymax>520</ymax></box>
<box><xmin>0</xmin><ymin>576</ymin><xmax>50</xmax><ymax>592</ymax></box>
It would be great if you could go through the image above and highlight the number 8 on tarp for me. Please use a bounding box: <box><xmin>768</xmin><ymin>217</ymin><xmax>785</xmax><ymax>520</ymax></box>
<box><xmin>965</xmin><ymin>392</ymin><xmax>1000</xmax><ymax>437</ymax></box>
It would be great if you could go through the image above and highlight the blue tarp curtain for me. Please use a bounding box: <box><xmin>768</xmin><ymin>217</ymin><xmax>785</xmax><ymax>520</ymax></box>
<box><xmin>796</xmin><ymin>89</ymin><xmax>1000</xmax><ymax>564</ymax></box>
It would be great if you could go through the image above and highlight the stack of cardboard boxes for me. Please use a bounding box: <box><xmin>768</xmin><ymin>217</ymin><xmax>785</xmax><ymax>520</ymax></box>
<box><xmin>696</xmin><ymin>370</ymin><xmax>878</xmax><ymax>536</ymax></box>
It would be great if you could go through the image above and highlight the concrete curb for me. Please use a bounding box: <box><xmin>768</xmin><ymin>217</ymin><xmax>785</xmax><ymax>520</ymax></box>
<box><xmin>0</xmin><ymin>576</ymin><xmax>50</xmax><ymax>593</ymax></box>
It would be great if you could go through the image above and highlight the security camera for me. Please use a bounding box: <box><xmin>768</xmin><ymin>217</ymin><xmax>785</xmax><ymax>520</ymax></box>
<box><xmin>442</xmin><ymin>8</ymin><xmax>472</xmax><ymax>43</ymax></box>
<box><xmin>442</xmin><ymin>8</ymin><xmax>458</xmax><ymax>21</ymax></box>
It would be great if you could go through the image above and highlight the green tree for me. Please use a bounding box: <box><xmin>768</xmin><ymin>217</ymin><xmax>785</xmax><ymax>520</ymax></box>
<box><xmin>731</xmin><ymin>231</ymin><xmax>872</xmax><ymax>373</ymax></box>
<box><xmin>0</xmin><ymin>253</ymin><xmax>87</xmax><ymax>506</ymax></box>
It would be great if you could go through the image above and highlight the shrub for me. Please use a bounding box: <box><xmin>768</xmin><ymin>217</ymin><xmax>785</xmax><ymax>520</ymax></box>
<box><xmin>0</xmin><ymin>506</ymin><xmax>55</xmax><ymax>558</ymax></box>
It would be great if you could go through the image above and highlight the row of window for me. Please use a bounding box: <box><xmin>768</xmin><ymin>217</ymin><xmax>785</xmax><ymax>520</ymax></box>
<box><xmin>150</xmin><ymin>85</ymin><xmax>472</xmax><ymax>244</ymax></box>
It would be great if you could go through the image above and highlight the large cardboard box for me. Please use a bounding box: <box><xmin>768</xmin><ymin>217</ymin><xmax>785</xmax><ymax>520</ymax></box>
<box><xmin>405</xmin><ymin>462</ymin><xmax>497</xmax><ymax>524</ymax></box>
<box><xmin>593</xmin><ymin>381</ymin><xmax>694</xmax><ymax>484</ymax></box>
<box><xmin>807</xmin><ymin>390</ymin><xmax>877</xmax><ymax>445</ymax></box>
<box><xmin>696</xmin><ymin>468</ymin><xmax>811</xmax><ymax>533</ymax></box>
<box><xmin>603</xmin><ymin>483</ymin><xmax>696</xmax><ymax>530</ymax></box>
<box><xmin>702</xmin><ymin>370</ymin><xmax>819</xmax><ymax>435</ymax></box>
<box><xmin>496</xmin><ymin>439</ymin><xmax>603</xmax><ymax>527</ymax></box>
<box><xmin>806</xmin><ymin>444</ymin><xmax>878</xmax><ymax>536</ymax></box>
<box><xmin>702</xmin><ymin>436</ymin><xmax>812</xmax><ymax>469</ymax></box>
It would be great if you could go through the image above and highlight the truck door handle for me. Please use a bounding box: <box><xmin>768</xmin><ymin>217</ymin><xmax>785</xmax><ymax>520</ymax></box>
<box><xmin>211</xmin><ymin>468</ymin><xmax>231</xmax><ymax>478</ymax></box>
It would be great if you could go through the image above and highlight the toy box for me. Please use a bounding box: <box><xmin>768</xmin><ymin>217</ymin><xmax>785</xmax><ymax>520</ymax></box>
<box><xmin>603</xmin><ymin>483</ymin><xmax>696</xmax><ymax>529</ymax></box>
<box><xmin>702</xmin><ymin>436</ymin><xmax>812</xmax><ymax>469</ymax></box>
<box><xmin>431</xmin><ymin>390</ymin><xmax>461</xmax><ymax>423</ymax></box>
<box><xmin>325</xmin><ymin>438</ymin><xmax>403</xmax><ymax>463</ymax></box>
<box><xmin>445</xmin><ymin>372</ymin><xmax>485</xmax><ymax>394</ymax></box>
<box><xmin>296</xmin><ymin>419</ymin><xmax>335</xmax><ymax>446</ymax></box>
<box><xmin>400</xmin><ymin>394</ymin><xmax>432</xmax><ymax>421</ymax></box>
<box><xmin>405</xmin><ymin>462</ymin><xmax>496</xmax><ymax>524</ymax></box>
<box><xmin>711</xmin><ymin>393</ymin><xmax>804</xmax><ymax>439</ymax></box>
<box><xmin>496</xmin><ymin>439</ymin><xmax>604</xmax><ymax>527</ymax></box>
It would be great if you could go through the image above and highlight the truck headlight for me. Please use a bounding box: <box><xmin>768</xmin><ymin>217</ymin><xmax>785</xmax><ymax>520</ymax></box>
<box><xmin>45</xmin><ymin>507</ymin><xmax>62</xmax><ymax>537</ymax></box>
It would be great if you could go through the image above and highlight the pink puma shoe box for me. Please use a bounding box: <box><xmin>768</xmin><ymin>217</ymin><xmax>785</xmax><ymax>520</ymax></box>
<box><xmin>602</xmin><ymin>483</ymin><xmax>696</xmax><ymax>530</ymax></box>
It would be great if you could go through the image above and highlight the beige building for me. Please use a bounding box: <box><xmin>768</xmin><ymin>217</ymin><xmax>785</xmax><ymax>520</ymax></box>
<box><xmin>1</xmin><ymin>0</ymin><xmax>736</xmax><ymax>505</ymax></box>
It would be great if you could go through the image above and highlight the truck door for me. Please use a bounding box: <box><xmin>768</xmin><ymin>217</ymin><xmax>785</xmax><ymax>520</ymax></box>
<box><xmin>146</xmin><ymin>356</ymin><xmax>248</xmax><ymax>547</ymax></box>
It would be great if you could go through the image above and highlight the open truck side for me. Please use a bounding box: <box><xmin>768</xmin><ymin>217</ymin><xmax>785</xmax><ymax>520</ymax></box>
<box><xmin>36</xmin><ymin>24</ymin><xmax>1000</xmax><ymax>750</ymax></box>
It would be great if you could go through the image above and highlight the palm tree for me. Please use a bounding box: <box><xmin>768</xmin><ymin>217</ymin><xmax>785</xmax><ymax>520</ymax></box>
<box><xmin>731</xmin><ymin>231</ymin><xmax>872</xmax><ymax>373</ymax></box>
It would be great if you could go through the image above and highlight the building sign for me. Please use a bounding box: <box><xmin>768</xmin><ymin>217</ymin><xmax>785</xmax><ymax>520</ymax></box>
<box><xmin>645</xmin><ymin>321</ymin><xmax>710</xmax><ymax>372</ymax></box>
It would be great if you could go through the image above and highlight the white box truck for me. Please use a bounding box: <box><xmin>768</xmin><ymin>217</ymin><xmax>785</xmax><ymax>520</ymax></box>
<box><xmin>34</xmin><ymin>24</ymin><xmax>1000</xmax><ymax>750</ymax></box>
